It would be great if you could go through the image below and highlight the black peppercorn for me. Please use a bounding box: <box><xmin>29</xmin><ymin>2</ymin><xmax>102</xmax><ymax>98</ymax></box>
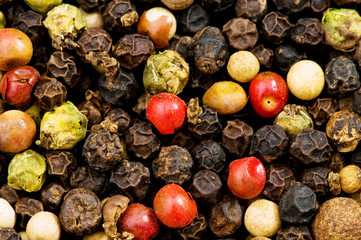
<box><xmin>301</xmin><ymin>166</ymin><xmax>330</xmax><ymax>196</ymax></box>
<box><xmin>222</xmin><ymin>17</ymin><xmax>258</xmax><ymax>50</ymax></box>
<box><xmin>12</xmin><ymin>10</ymin><xmax>46</xmax><ymax>45</ymax></box>
<box><xmin>41</xmin><ymin>182</ymin><xmax>68</xmax><ymax>211</ymax></box>
<box><xmin>263</xmin><ymin>163</ymin><xmax>295</xmax><ymax>202</ymax></box>
<box><xmin>279</xmin><ymin>182</ymin><xmax>317</xmax><ymax>224</ymax></box>
<box><xmin>109</xmin><ymin>160</ymin><xmax>151</xmax><ymax>201</ymax></box>
<box><xmin>291</xmin><ymin>18</ymin><xmax>324</xmax><ymax>46</ymax></box>
<box><xmin>188</xmin><ymin>106</ymin><xmax>222</xmax><ymax>140</ymax></box>
<box><xmin>274</xmin><ymin>44</ymin><xmax>307</xmax><ymax>73</ymax></box>
<box><xmin>177</xmin><ymin>214</ymin><xmax>208</xmax><ymax>240</ymax></box>
<box><xmin>0</xmin><ymin>184</ymin><xmax>19</xmax><ymax>206</ymax></box>
<box><xmin>33</xmin><ymin>77</ymin><xmax>67</xmax><ymax>111</ymax></box>
<box><xmin>103</xmin><ymin>0</ymin><xmax>138</xmax><ymax>33</ymax></box>
<box><xmin>171</xmin><ymin>128</ymin><xmax>196</xmax><ymax>151</ymax></box>
<box><xmin>188</xmin><ymin>170</ymin><xmax>222</xmax><ymax>205</ymax></box>
<box><xmin>76</xmin><ymin>0</ymin><xmax>107</xmax><ymax>12</ymax></box>
<box><xmin>188</xmin><ymin>68</ymin><xmax>214</xmax><ymax>92</ymax></box>
<box><xmin>325</xmin><ymin>56</ymin><xmax>360</xmax><ymax>98</ymax></box>
<box><xmin>190</xmin><ymin>26</ymin><xmax>229</xmax><ymax>75</ymax></box>
<box><xmin>191</xmin><ymin>140</ymin><xmax>226</xmax><ymax>173</ymax></box>
<box><xmin>251</xmin><ymin>44</ymin><xmax>274</xmax><ymax>69</ymax></box>
<box><xmin>200</xmin><ymin>0</ymin><xmax>235</xmax><ymax>14</ymax></box>
<box><xmin>272</xmin><ymin>0</ymin><xmax>310</xmax><ymax>14</ymax></box>
<box><xmin>222</xmin><ymin>119</ymin><xmax>253</xmax><ymax>157</ymax></box>
<box><xmin>99</xmin><ymin>108</ymin><xmax>131</xmax><ymax>135</ymax></box>
<box><xmin>290</xmin><ymin>128</ymin><xmax>332</xmax><ymax>166</ymax></box>
<box><xmin>30</xmin><ymin>45</ymin><xmax>50</xmax><ymax>72</ymax></box>
<box><xmin>15</xmin><ymin>197</ymin><xmax>44</xmax><ymax>229</ymax></box>
<box><xmin>308</xmin><ymin>98</ymin><xmax>339</xmax><ymax>126</ymax></box>
<box><xmin>235</xmin><ymin>0</ymin><xmax>267</xmax><ymax>22</ymax></box>
<box><xmin>310</xmin><ymin>0</ymin><xmax>330</xmax><ymax>12</ymax></box>
<box><xmin>261</xmin><ymin>11</ymin><xmax>293</xmax><ymax>45</ymax></box>
<box><xmin>249</xmin><ymin>125</ymin><xmax>288</xmax><ymax>163</ymax></box>
<box><xmin>45</xmin><ymin>150</ymin><xmax>77</xmax><ymax>183</ymax></box>
<box><xmin>169</xmin><ymin>35</ymin><xmax>193</xmax><ymax>60</ymax></box>
<box><xmin>178</xmin><ymin>4</ymin><xmax>210</xmax><ymax>34</ymax></box>
<box><xmin>59</xmin><ymin>188</ymin><xmax>102</xmax><ymax>237</ymax></box>
<box><xmin>0</xmin><ymin>228</ymin><xmax>20</xmax><ymax>240</ymax></box>
<box><xmin>78</xmin><ymin>101</ymin><xmax>102</xmax><ymax>127</ymax></box>
<box><xmin>70</xmin><ymin>165</ymin><xmax>108</xmax><ymax>195</ymax></box>
<box><xmin>276</xmin><ymin>225</ymin><xmax>313</xmax><ymax>240</ymax></box>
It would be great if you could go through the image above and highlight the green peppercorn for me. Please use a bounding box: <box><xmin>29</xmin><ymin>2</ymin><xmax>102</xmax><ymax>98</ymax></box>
<box><xmin>0</xmin><ymin>11</ymin><xmax>5</xmax><ymax>29</ymax></box>
<box><xmin>7</xmin><ymin>150</ymin><xmax>46</xmax><ymax>192</ymax></box>
<box><xmin>37</xmin><ymin>101</ymin><xmax>88</xmax><ymax>150</ymax></box>
<box><xmin>24</xmin><ymin>0</ymin><xmax>62</xmax><ymax>13</ymax></box>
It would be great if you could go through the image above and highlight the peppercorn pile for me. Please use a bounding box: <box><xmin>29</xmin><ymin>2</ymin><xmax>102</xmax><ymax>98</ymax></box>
<box><xmin>1</xmin><ymin>0</ymin><xmax>361</xmax><ymax>239</ymax></box>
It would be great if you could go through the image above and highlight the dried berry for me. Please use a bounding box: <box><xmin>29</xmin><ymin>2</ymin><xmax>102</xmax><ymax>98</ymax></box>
<box><xmin>272</xmin><ymin>0</ymin><xmax>310</xmax><ymax>13</ymax></box>
<box><xmin>325</xmin><ymin>56</ymin><xmax>360</xmax><ymax>98</ymax></box>
<box><xmin>276</xmin><ymin>225</ymin><xmax>312</xmax><ymax>240</ymax></box>
<box><xmin>249</xmin><ymin>125</ymin><xmax>288</xmax><ymax>163</ymax></box>
<box><xmin>326</xmin><ymin>110</ymin><xmax>361</xmax><ymax>152</ymax></box>
<box><xmin>69</xmin><ymin>165</ymin><xmax>107</xmax><ymax>195</ymax></box>
<box><xmin>200</xmin><ymin>0</ymin><xmax>234</xmax><ymax>13</ymax></box>
<box><xmin>291</xmin><ymin>18</ymin><xmax>324</xmax><ymax>46</ymax></box>
<box><xmin>0</xmin><ymin>228</ymin><xmax>20</xmax><ymax>240</ymax></box>
<box><xmin>15</xmin><ymin>197</ymin><xmax>44</xmax><ymax>229</ymax></box>
<box><xmin>177</xmin><ymin>214</ymin><xmax>208</xmax><ymax>240</ymax></box>
<box><xmin>98</xmin><ymin>108</ymin><xmax>131</xmax><ymax>135</ymax></box>
<box><xmin>59</xmin><ymin>188</ymin><xmax>102</xmax><ymax>237</ymax></box>
<box><xmin>308</xmin><ymin>98</ymin><xmax>339</xmax><ymax>126</ymax></box>
<box><xmin>301</xmin><ymin>167</ymin><xmax>330</xmax><ymax>196</ymax></box>
<box><xmin>33</xmin><ymin>78</ymin><xmax>67</xmax><ymax>112</ymax></box>
<box><xmin>76</xmin><ymin>28</ymin><xmax>112</xmax><ymax>61</ymax></box>
<box><xmin>310</xmin><ymin>0</ymin><xmax>330</xmax><ymax>12</ymax></box>
<box><xmin>109</xmin><ymin>160</ymin><xmax>151</xmax><ymax>201</ymax></box>
<box><xmin>41</xmin><ymin>182</ymin><xmax>67</xmax><ymax>211</ymax></box>
<box><xmin>76</xmin><ymin>0</ymin><xmax>107</xmax><ymax>12</ymax></box>
<box><xmin>12</xmin><ymin>10</ymin><xmax>46</xmax><ymax>44</ymax></box>
<box><xmin>339</xmin><ymin>165</ymin><xmax>361</xmax><ymax>193</ymax></box>
<box><xmin>251</xmin><ymin>44</ymin><xmax>274</xmax><ymax>69</ymax></box>
<box><xmin>290</xmin><ymin>128</ymin><xmax>332</xmax><ymax>165</ymax></box>
<box><xmin>279</xmin><ymin>183</ymin><xmax>317</xmax><ymax>224</ymax></box>
<box><xmin>169</xmin><ymin>35</ymin><xmax>192</xmax><ymax>60</ymax></box>
<box><xmin>125</xmin><ymin>122</ymin><xmax>161</xmax><ymax>161</ymax></box>
<box><xmin>261</xmin><ymin>11</ymin><xmax>293</xmax><ymax>45</ymax></box>
<box><xmin>222</xmin><ymin>119</ymin><xmax>253</xmax><ymax>157</ymax></box>
<box><xmin>191</xmin><ymin>140</ymin><xmax>226</xmax><ymax>173</ymax></box>
<box><xmin>0</xmin><ymin>184</ymin><xmax>19</xmax><ymax>206</ymax></box>
<box><xmin>188</xmin><ymin>170</ymin><xmax>222</xmax><ymax>206</ymax></box>
<box><xmin>103</xmin><ymin>0</ymin><xmax>138</xmax><ymax>33</ymax></box>
<box><xmin>263</xmin><ymin>163</ymin><xmax>295</xmax><ymax>202</ymax></box>
<box><xmin>188</xmin><ymin>106</ymin><xmax>222</xmax><ymax>140</ymax></box>
<box><xmin>77</xmin><ymin>101</ymin><xmax>102</xmax><ymax>127</ymax></box>
<box><xmin>274</xmin><ymin>44</ymin><xmax>307</xmax><ymax>73</ymax></box>
<box><xmin>190</xmin><ymin>26</ymin><xmax>229</xmax><ymax>75</ymax></box>
<box><xmin>177</xmin><ymin>4</ymin><xmax>210</xmax><ymax>34</ymax></box>
<box><xmin>235</xmin><ymin>0</ymin><xmax>267</xmax><ymax>22</ymax></box>
<box><xmin>208</xmin><ymin>194</ymin><xmax>243</xmax><ymax>238</ymax></box>
<box><xmin>45</xmin><ymin>151</ymin><xmax>77</xmax><ymax>183</ymax></box>
<box><xmin>222</xmin><ymin>17</ymin><xmax>258</xmax><ymax>50</ymax></box>
<box><xmin>113</xmin><ymin>33</ymin><xmax>155</xmax><ymax>70</ymax></box>
<box><xmin>171</xmin><ymin>128</ymin><xmax>196</xmax><ymax>151</ymax></box>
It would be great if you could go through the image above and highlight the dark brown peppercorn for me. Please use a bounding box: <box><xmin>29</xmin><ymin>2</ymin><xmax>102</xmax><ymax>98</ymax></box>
<box><xmin>189</xmin><ymin>67</ymin><xmax>214</xmax><ymax>92</ymax></box>
<box><xmin>70</xmin><ymin>165</ymin><xmax>107</xmax><ymax>195</ymax></box>
<box><xmin>190</xmin><ymin>26</ymin><xmax>229</xmax><ymax>75</ymax></box>
<box><xmin>251</xmin><ymin>44</ymin><xmax>274</xmax><ymax>69</ymax></box>
<box><xmin>208</xmin><ymin>194</ymin><xmax>243</xmax><ymax>238</ymax></box>
<box><xmin>310</xmin><ymin>0</ymin><xmax>330</xmax><ymax>12</ymax></box>
<box><xmin>222</xmin><ymin>17</ymin><xmax>258</xmax><ymax>50</ymax></box>
<box><xmin>290</xmin><ymin>128</ymin><xmax>332</xmax><ymax>165</ymax></box>
<box><xmin>41</xmin><ymin>182</ymin><xmax>68</xmax><ymax>211</ymax></box>
<box><xmin>77</xmin><ymin>101</ymin><xmax>102</xmax><ymax>127</ymax></box>
<box><xmin>171</xmin><ymin>128</ymin><xmax>196</xmax><ymax>151</ymax></box>
<box><xmin>276</xmin><ymin>225</ymin><xmax>313</xmax><ymax>240</ymax></box>
<box><xmin>45</xmin><ymin>151</ymin><xmax>77</xmax><ymax>183</ymax></box>
<box><xmin>152</xmin><ymin>145</ymin><xmax>194</xmax><ymax>185</ymax></box>
<box><xmin>191</xmin><ymin>140</ymin><xmax>226</xmax><ymax>173</ymax></box>
<box><xmin>200</xmin><ymin>0</ymin><xmax>235</xmax><ymax>13</ymax></box>
<box><xmin>169</xmin><ymin>35</ymin><xmax>192</xmax><ymax>60</ymax></box>
<box><xmin>263</xmin><ymin>163</ymin><xmax>295</xmax><ymax>202</ymax></box>
<box><xmin>33</xmin><ymin>77</ymin><xmax>67</xmax><ymax>111</ymax></box>
<box><xmin>272</xmin><ymin>0</ymin><xmax>310</xmax><ymax>13</ymax></box>
<box><xmin>301</xmin><ymin>167</ymin><xmax>330</xmax><ymax>197</ymax></box>
<box><xmin>177</xmin><ymin>214</ymin><xmax>208</xmax><ymax>240</ymax></box>
<box><xmin>82</xmin><ymin>129</ymin><xmax>126</xmax><ymax>172</ymax></box>
<box><xmin>46</xmin><ymin>51</ymin><xmax>80</xmax><ymax>88</ymax></box>
<box><xmin>291</xmin><ymin>18</ymin><xmax>324</xmax><ymax>46</ymax></box>
<box><xmin>76</xmin><ymin>0</ymin><xmax>107</xmax><ymax>12</ymax></box>
<box><xmin>188</xmin><ymin>106</ymin><xmax>222</xmax><ymax>140</ymax></box>
<box><xmin>30</xmin><ymin>45</ymin><xmax>50</xmax><ymax>72</ymax></box>
<box><xmin>59</xmin><ymin>188</ymin><xmax>102</xmax><ymax>237</ymax></box>
<box><xmin>113</xmin><ymin>33</ymin><xmax>155</xmax><ymax>70</ymax></box>
<box><xmin>12</xmin><ymin>10</ymin><xmax>46</xmax><ymax>45</ymax></box>
<box><xmin>274</xmin><ymin>44</ymin><xmax>307</xmax><ymax>73</ymax></box>
<box><xmin>188</xmin><ymin>170</ymin><xmax>222</xmax><ymax>205</ymax></box>
<box><xmin>177</xmin><ymin>4</ymin><xmax>210</xmax><ymax>34</ymax></box>
<box><xmin>103</xmin><ymin>0</ymin><xmax>138</xmax><ymax>33</ymax></box>
<box><xmin>308</xmin><ymin>98</ymin><xmax>339</xmax><ymax>126</ymax></box>
<box><xmin>249</xmin><ymin>125</ymin><xmax>288</xmax><ymax>163</ymax></box>
<box><xmin>261</xmin><ymin>11</ymin><xmax>293</xmax><ymax>45</ymax></box>
<box><xmin>0</xmin><ymin>228</ymin><xmax>20</xmax><ymax>240</ymax></box>
<box><xmin>235</xmin><ymin>0</ymin><xmax>267</xmax><ymax>22</ymax></box>
<box><xmin>125</xmin><ymin>121</ymin><xmax>161</xmax><ymax>160</ymax></box>
<box><xmin>15</xmin><ymin>197</ymin><xmax>44</xmax><ymax>229</ymax></box>
<box><xmin>325</xmin><ymin>56</ymin><xmax>360</xmax><ymax>98</ymax></box>
<box><xmin>222</xmin><ymin>119</ymin><xmax>253</xmax><ymax>157</ymax></box>
<box><xmin>109</xmin><ymin>160</ymin><xmax>151</xmax><ymax>201</ymax></box>
<box><xmin>0</xmin><ymin>184</ymin><xmax>19</xmax><ymax>206</ymax></box>
<box><xmin>76</xmin><ymin>28</ymin><xmax>112</xmax><ymax>61</ymax></box>
<box><xmin>99</xmin><ymin>108</ymin><xmax>131</xmax><ymax>135</ymax></box>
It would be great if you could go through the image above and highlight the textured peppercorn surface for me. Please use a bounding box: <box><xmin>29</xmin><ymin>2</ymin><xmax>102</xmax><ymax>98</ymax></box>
<box><xmin>188</xmin><ymin>106</ymin><xmax>222</xmax><ymax>140</ymax></box>
<box><xmin>301</xmin><ymin>167</ymin><xmax>330</xmax><ymax>196</ymax></box>
<box><xmin>177</xmin><ymin>213</ymin><xmax>208</xmax><ymax>240</ymax></box>
<box><xmin>276</xmin><ymin>225</ymin><xmax>313</xmax><ymax>240</ymax></box>
<box><xmin>33</xmin><ymin>78</ymin><xmax>67</xmax><ymax>111</ymax></box>
<box><xmin>261</xmin><ymin>11</ymin><xmax>293</xmax><ymax>45</ymax></box>
<box><xmin>222</xmin><ymin>119</ymin><xmax>253</xmax><ymax>157</ymax></box>
<box><xmin>308</xmin><ymin>98</ymin><xmax>339</xmax><ymax>126</ymax></box>
<box><xmin>191</xmin><ymin>140</ymin><xmax>226</xmax><ymax>173</ymax></box>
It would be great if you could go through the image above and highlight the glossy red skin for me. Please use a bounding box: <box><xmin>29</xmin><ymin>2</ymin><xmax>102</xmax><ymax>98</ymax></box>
<box><xmin>117</xmin><ymin>203</ymin><xmax>160</xmax><ymax>240</ymax></box>
<box><xmin>227</xmin><ymin>157</ymin><xmax>266</xmax><ymax>199</ymax></box>
<box><xmin>153</xmin><ymin>184</ymin><xmax>197</xmax><ymax>228</ymax></box>
<box><xmin>0</xmin><ymin>28</ymin><xmax>33</xmax><ymax>71</ymax></box>
<box><xmin>1</xmin><ymin>66</ymin><xmax>40</xmax><ymax>107</ymax></box>
<box><xmin>146</xmin><ymin>93</ymin><xmax>187</xmax><ymax>135</ymax></box>
<box><xmin>249</xmin><ymin>71</ymin><xmax>289</xmax><ymax>118</ymax></box>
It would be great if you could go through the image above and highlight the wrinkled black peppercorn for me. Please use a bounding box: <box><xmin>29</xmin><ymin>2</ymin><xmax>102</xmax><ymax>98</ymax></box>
<box><xmin>188</xmin><ymin>106</ymin><xmax>222</xmax><ymax>140</ymax></box>
<box><xmin>102</xmin><ymin>0</ymin><xmax>138</xmax><ymax>33</ymax></box>
<box><xmin>76</xmin><ymin>0</ymin><xmax>107</xmax><ymax>12</ymax></box>
<box><xmin>0</xmin><ymin>228</ymin><xmax>20</xmax><ymax>240</ymax></box>
<box><xmin>308</xmin><ymin>98</ymin><xmax>339</xmax><ymax>126</ymax></box>
<box><xmin>261</xmin><ymin>11</ymin><xmax>293</xmax><ymax>45</ymax></box>
<box><xmin>45</xmin><ymin>151</ymin><xmax>77</xmax><ymax>183</ymax></box>
<box><xmin>291</xmin><ymin>18</ymin><xmax>324</xmax><ymax>46</ymax></box>
<box><xmin>188</xmin><ymin>170</ymin><xmax>222</xmax><ymax>205</ymax></box>
<box><xmin>41</xmin><ymin>182</ymin><xmax>68</xmax><ymax>211</ymax></box>
<box><xmin>177</xmin><ymin>4</ymin><xmax>210</xmax><ymax>34</ymax></box>
<box><xmin>177</xmin><ymin>214</ymin><xmax>208</xmax><ymax>240</ymax></box>
<box><xmin>222</xmin><ymin>17</ymin><xmax>258</xmax><ymax>50</ymax></box>
<box><xmin>200</xmin><ymin>0</ymin><xmax>235</xmax><ymax>13</ymax></box>
<box><xmin>0</xmin><ymin>184</ymin><xmax>19</xmax><ymax>206</ymax></box>
<box><xmin>191</xmin><ymin>140</ymin><xmax>226</xmax><ymax>173</ymax></box>
<box><xmin>222</xmin><ymin>119</ymin><xmax>253</xmax><ymax>157</ymax></box>
<box><xmin>274</xmin><ymin>44</ymin><xmax>307</xmax><ymax>72</ymax></box>
<box><xmin>235</xmin><ymin>0</ymin><xmax>267</xmax><ymax>22</ymax></box>
<box><xmin>33</xmin><ymin>77</ymin><xmax>67</xmax><ymax>111</ymax></box>
<box><xmin>301</xmin><ymin>166</ymin><xmax>330</xmax><ymax>196</ymax></box>
<box><xmin>251</xmin><ymin>44</ymin><xmax>274</xmax><ymax>69</ymax></box>
<box><xmin>272</xmin><ymin>0</ymin><xmax>310</xmax><ymax>13</ymax></box>
<box><xmin>276</xmin><ymin>225</ymin><xmax>313</xmax><ymax>240</ymax></box>
<box><xmin>12</xmin><ymin>10</ymin><xmax>46</xmax><ymax>45</ymax></box>
<box><xmin>15</xmin><ymin>197</ymin><xmax>44</xmax><ymax>229</ymax></box>
<box><xmin>70</xmin><ymin>165</ymin><xmax>108</xmax><ymax>195</ymax></box>
<box><xmin>169</xmin><ymin>35</ymin><xmax>193</xmax><ymax>60</ymax></box>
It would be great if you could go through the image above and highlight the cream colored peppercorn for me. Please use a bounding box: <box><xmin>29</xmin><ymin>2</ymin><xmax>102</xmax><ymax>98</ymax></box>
<box><xmin>227</xmin><ymin>51</ymin><xmax>260</xmax><ymax>83</ymax></box>
<box><xmin>26</xmin><ymin>211</ymin><xmax>61</xmax><ymax>240</ymax></box>
<box><xmin>0</xmin><ymin>198</ymin><xmax>16</xmax><ymax>228</ymax></box>
<box><xmin>244</xmin><ymin>199</ymin><xmax>281</xmax><ymax>237</ymax></box>
<box><xmin>339</xmin><ymin>165</ymin><xmax>361</xmax><ymax>193</ymax></box>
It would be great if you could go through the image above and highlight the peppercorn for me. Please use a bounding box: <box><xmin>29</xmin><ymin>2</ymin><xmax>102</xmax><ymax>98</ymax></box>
<box><xmin>191</xmin><ymin>140</ymin><xmax>226</xmax><ymax>173</ymax></box>
<box><xmin>222</xmin><ymin>17</ymin><xmax>258</xmax><ymax>50</ymax></box>
<box><xmin>276</xmin><ymin>225</ymin><xmax>312</xmax><ymax>240</ymax></box>
<box><xmin>15</xmin><ymin>197</ymin><xmax>44</xmax><ymax>229</ymax></box>
<box><xmin>76</xmin><ymin>0</ymin><xmax>107</xmax><ymax>12</ymax></box>
<box><xmin>200</xmin><ymin>0</ymin><xmax>234</xmax><ymax>14</ymax></box>
<box><xmin>308</xmin><ymin>98</ymin><xmax>339</xmax><ymax>126</ymax></box>
<box><xmin>78</xmin><ymin>101</ymin><xmax>102</xmax><ymax>127</ymax></box>
<box><xmin>235</xmin><ymin>0</ymin><xmax>267</xmax><ymax>22</ymax></box>
<box><xmin>33</xmin><ymin>77</ymin><xmax>67</xmax><ymax>112</ymax></box>
<box><xmin>188</xmin><ymin>68</ymin><xmax>214</xmax><ymax>92</ymax></box>
<box><xmin>0</xmin><ymin>228</ymin><xmax>20</xmax><ymax>240</ymax></box>
<box><xmin>30</xmin><ymin>44</ymin><xmax>50</xmax><ymax>72</ymax></box>
<box><xmin>328</xmin><ymin>171</ymin><xmax>341</xmax><ymax>195</ymax></box>
<box><xmin>76</xmin><ymin>28</ymin><xmax>112</xmax><ymax>61</ymax></box>
<box><xmin>310</xmin><ymin>0</ymin><xmax>330</xmax><ymax>12</ymax></box>
<box><xmin>69</xmin><ymin>165</ymin><xmax>107</xmax><ymax>195</ymax></box>
<box><xmin>291</xmin><ymin>18</ymin><xmax>324</xmax><ymax>46</ymax></box>
<box><xmin>171</xmin><ymin>128</ymin><xmax>196</xmax><ymax>151</ymax></box>
<box><xmin>279</xmin><ymin>182</ymin><xmax>317</xmax><ymax>224</ymax></box>
<box><xmin>0</xmin><ymin>184</ymin><xmax>19</xmax><ymax>207</ymax></box>
<box><xmin>274</xmin><ymin>44</ymin><xmax>307</xmax><ymax>73</ymax></box>
<box><xmin>12</xmin><ymin>10</ymin><xmax>46</xmax><ymax>45</ymax></box>
<box><xmin>109</xmin><ymin>160</ymin><xmax>151</xmax><ymax>201</ymax></box>
<box><xmin>152</xmin><ymin>145</ymin><xmax>194</xmax><ymax>185</ymax></box>
<box><xmin>169</xmin><ymin>35</ymin><xmax>193</xmax><ymax>60</ymax></box>
<box><xmin>177</xmin><ymin>214</ymin><xmax>208</xmax><ymax>240</ymax></box>
<box><xmin>222</xmin><ymin>119</ymin><xmax>253</xmax><ymax>157</ymax></box>
<box><xmin>272</xmin><ymin>0</ymin><xmax>309</xmax><ymax>13</ymax></box>
<box><xmin>188</xmin><ymin>106</ymin><xmax>222</xmax><ymax>140</ymax></box>
<box><xmin>190</xmin><ymin>26</ymin><xmax>229</xmax><ymax>75</ymax></box>
<box><xmin>177</xmin><ymin>4</ymin><xmax>210</xmax><ymax>34</ymax></box>
<box><xmin>102</xmin><ymin>0</ymin><xmax>138</xmax><ymax>33</ymax></box>
<box><xmin>301</xmin><ymin>167</ymin><xmax>330</xmax><ymax>196</ymax></box>
<box><xmin>208</xmin><ymin>194</ymin><xmax>243</xmax><ymax>238</ymax></box>
<box><xmin>251</xmin><ymin>44</ymin><xmax>274</xmax><ymax>69</ymax></box>
<box><xmin>263</xmin><ymin>163</ymin><xmax>295</xmax><ymax>202</ymax></box>
<box><xmin>41</xmin><ymin>182</ymin><xmax>68</xmax><ymax>211</ymax></box>
<box><xmin>261</xmin><ymin>11</ymin><xmax>293</xmax><ymax>45</ymax></box>
<box><xmin>45</xmin><ymin>150</ymin><xmax>77</xmax><ymax>183</ymax></box>
<box><xmin>249</xmin><ymin>125</ymin><xmax>288</xmax><ymax>163</ymax></box>
<box><xmin>339</xmin><ymin>165</ymin><xmax>361</xmax><ymax>193</ymax></box>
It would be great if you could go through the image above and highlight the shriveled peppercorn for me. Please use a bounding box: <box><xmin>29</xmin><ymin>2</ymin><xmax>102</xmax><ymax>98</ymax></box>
<box><xmin>109</xmin><ymin>160</ymin><xmax>150</xmax><ymax>201</ymax></box>
<box><xmin>45</xmin><ymin>150</ymin><xmax>77</xmax><ymax>183</ymax></box>
<box><xmin>274</xmin><ymin>44</ymin><xmax>307</xmax><ymax>73</ymax></box>
<box><xmin>325</xmin><ymin>56</ymin><xmax>360</xmax><ymax>98</ymax></box>
<box><xmin>177</xmin><ymin>213</ymin><xmax>208</xmax><ymax>240</ymax></box>
<box><xmin>103</xmin><ymin>0</ymin><xmax>138</xmax><ymax>33</ymax></box>
<box><xmin>169</xmin><ymin>35</ymin><xmax>192</xmax><ymax>60</ymax></box>
<box><xmin>291</xmin><ymin>18</ymin><xmax>324</xmax><ymax>46</ymax></box>
<box><xmin>272</xmin><ymin>0</ymin><xmax>309</xmax><ymax>13</ymax></box>
<box><xmin>263</xmin><ymin>163</ymin><xmax>295</xmax><ymax>202</ymax></box>
<box><xmin>178</xmin><ymin>4</ymin><xmax>210</xmax><ymax>35</ymax></box>
<box><xmin>290</xmin><ymin>128</ymin><xmax>332</xmax><ymax>165</ymax></box>
<box><xmin>171</xmin><ymin>128</ymin><xmax>196</xmax><ymax>151</ymax></box>
<box><xmin>222</xmin><ymin>17</ymin><xmax>258</xmax><ymax>50</ymax></box>
<box><xmin>41</xmin><ymin>182</ymin><xmax>68</xmax><ymax>211</ymax></box>
<box><xmin>279</xmin><ymin>182</ymin><xmax>317</xmax><ymax>224</ymax></box>
<box><xmin>98</xmin><ymin>108</ymin><xmax>131</xmax><ymax>135</ymax></box>
<box><xmin>0</xmin><ymin>184</ymin><xmax>19</xmax><ymax>206</ymax></box>
<box><xmin>249</xmin><ymin>125</ymin><xmax>288</xmax><ymax>163</ymax></box>
<box><xmin>33</xmin><ymin>77</ymin><xmax>67</xmax><ymax>111</ymax></box>
<box><xmin>189</xmin><ymin>68</ymin><xmax>214</xmax><ymax>92</ymax></box>
<box><xmin>276</xmin><ymin>225</ymin><xmax>312</xmax><ymax>240</ymax></box>
<box><xmin>125</xmin><ymin>121</ymin><xmax>161</xmax><ymax>161</ymax></box>
<box><xmin>0</xmin><ymin>228</ymin><xmax>20</xmax><ymax>240</ymax></box>
<box><xmin>76</xmin><ymin>28</ymin><xmax>112</xmax><ymax>61</ymax></box>
<box><xmin>190</xmin><ymin>26</ymin><xmax>229</xmax><ymax>75</ymax></box>
<box><xmin>235</xmin><ymin>0</ymin><xmax>267</xmax><ymax>22</ymax></box>
<box><xmin>251</xmin><ymin>44</ymin><xmax>274</xmax><ymax>69</ymax></box>
<box><xmin>310</xmin><ymin>0</ymin><xmax>330</xmax><ymax>12</ymax></box>
<box><xmin>208</xmin><ymin>194</ymin><xmax>243</xmax><ymax>238</ymax></box>
<box><xmin>12</xmin><ymin>10</ymin><xmax>46</xmax><ymax>45</ymax></box>
<box><xmin>301</xmin><ymin>167</ymin><xmax>330</xmax><ymax>196</ymax></box>
<box><xmin>70</xmin><ymin>165</ymin><xmax>107</xmax><ymax>195</ymax></box>
<box><xmin>188</xmin><ymin>106</ymin><xmax>222</xmax><ymax>140</ymax></box>
<box><xmin>200</xmin><ymin>0</ymin><xmax>234</xmax><ymax>13</ymax></box>
<box><xmin>152</xmin><ymin>145</ymin><xmax>194</xmax><ymax>185</ymax></box>
<box><xmin>261</xmin><ymin>11</ymin><xmax>293</xmax><ymax>45</ymax></box>
<box><xmin>77</xmin><ymin>101</ymin><xmax>102</xmax><ymax>127</ymax></box>
<box><xmin>191</xmin><ymin>140</ymin><xmax>226</xmax><ymax>173</ymax></box>
<box><xmin>30</xmin><ymin>45</ymin><xmax>50</xmax><ymax>72</ymax></box>
<box><xmin>308</xmin><ymin>98</ymin><xmax>339</xmax><ymax>126</ymax></box>
<box><xmin>15</xmin><ymin>197</ymin><xmax>44</xmax><ymax>229</ymax></box>
<box><xmin>76</xmin><ymin>0</ymin><xmax>107</xmax><ymax>12</ymax></box>
<box><xmin>188</xmin><ymin>170</ymin><xmax>222</xmax><ymax>206</ymax></box>
<box><xmin>222</xmin><ymin>119</ymin><xmax>253</xmax><ymax>157</ymax></box>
